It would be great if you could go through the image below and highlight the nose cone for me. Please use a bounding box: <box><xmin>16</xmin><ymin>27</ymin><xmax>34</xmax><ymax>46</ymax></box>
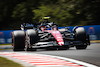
<box><xmin>46</xmin><ymin>30</ymin><xmax>64</xmax><ymax>46</ymax></box>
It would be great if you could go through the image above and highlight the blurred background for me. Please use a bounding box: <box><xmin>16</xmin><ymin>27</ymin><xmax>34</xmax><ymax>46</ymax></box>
<box><xmin>0</xmin><ymin>0</ymin><xmax>100</xmax><ymax>44</ymax></box>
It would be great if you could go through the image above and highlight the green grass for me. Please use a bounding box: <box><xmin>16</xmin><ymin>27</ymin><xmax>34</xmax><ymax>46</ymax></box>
<box><xmin>0</xmin><ymin>44</ymin><xmax>11</xmax><ymax>45</ymax></box>
<box><xmin>0</xmin><ymin>49</ymin><xmax>12</xmax><ymax>50</ymax></box>
<box><xmin>0</xmin><ymin>57</ymin><xmax>23</xmax><ymax>67</ymax></box>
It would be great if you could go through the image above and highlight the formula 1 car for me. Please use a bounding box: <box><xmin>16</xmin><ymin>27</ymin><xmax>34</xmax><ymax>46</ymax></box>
<box><xmin>12</xmin><ymin>17</ymin><xmax>90</xmax><ymax>51</ymax></box>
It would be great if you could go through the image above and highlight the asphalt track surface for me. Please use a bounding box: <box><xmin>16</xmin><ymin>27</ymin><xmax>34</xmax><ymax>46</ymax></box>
<box><xmin>1</xmin><ymin>43</ymin><xmax>100</xmax><ymax>66</ymax></box>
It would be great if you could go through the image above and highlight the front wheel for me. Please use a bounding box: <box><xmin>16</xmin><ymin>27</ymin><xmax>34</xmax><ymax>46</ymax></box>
<box><xmin>25</xmin><ymin>29</ymin><xmax>38</xmax><ymax>51</ymax></box>
<box><xmin>75</xmin><ymin>45</ymin><xmax>87</xmax><ymax>50</ymax></box>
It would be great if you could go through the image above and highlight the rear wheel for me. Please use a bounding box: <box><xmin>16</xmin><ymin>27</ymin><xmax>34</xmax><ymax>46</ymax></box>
<box><xmin>74</xmin><ymin>27</ymin><xmax>88</xmax><ymax>49</ymax></box>
<box><xmin>74</xmin><ymin>27</ymin><xmax>86</xmax><ymax>42</ymax></box>
<box><xmin>12</xmin><ymin>31</ymin><xmax>25</xmax><ymax>51</ymax></box>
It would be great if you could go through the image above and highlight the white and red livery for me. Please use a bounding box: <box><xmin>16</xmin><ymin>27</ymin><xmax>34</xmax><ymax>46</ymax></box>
<box><xmin>12</xmin><ymin>17</ymin><xmax>90</xmax><ymax>51</ymax></box>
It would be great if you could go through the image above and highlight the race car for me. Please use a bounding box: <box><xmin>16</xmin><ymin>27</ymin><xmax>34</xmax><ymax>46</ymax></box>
<box><xmin>12</xmin><ymin>17</ymin><xmax>90</xmax><ymax>51</ymax></box>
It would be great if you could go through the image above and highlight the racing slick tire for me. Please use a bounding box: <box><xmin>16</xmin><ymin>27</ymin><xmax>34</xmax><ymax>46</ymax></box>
<box><xmin>12</xmin><ymin>31</ymin><xmax>25</xmax><ymax>51</ymax></box>
<box><xmin>74</xmin><ymin>27</ymin><xmax>88</xmax><ymax>49</ymax></box>
<box><xmin>25</xmin><ymin>29</ymin><xmax>38</xmax><ymax>51</ymax></box>
<box><xmin>74</xmin><ymin>27</ymin><xmax>86</xmax><ymax>42</ymax></box>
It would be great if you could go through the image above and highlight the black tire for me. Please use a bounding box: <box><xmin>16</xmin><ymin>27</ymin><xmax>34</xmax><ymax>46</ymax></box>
<box><xmin>74</xmin><ymin>27</ymin><xmax>86</xmax><ymax>42</ymax></box>
<box><xmin>74</xmin><ymin>27</ymin><xmax>88</xmax><ymax>49</ymax></box>
<box><xmin>25</xmin><ymin>29</ymin><xmax>38</xmax><ymax>51</ymax></box>
<box><xmin>26</xmin><ymin>29</ymin><xmax>38</xmax><ymax>44</ymax></box>
<box><xmin>76</xmin><ymin>45</ymin><xmax>87</xmax><ymax>50</ymax></box>
<box><xmin>12</xmin><ymin>31</ymin><xmax>25</xmax><ymax>51</ymax></box>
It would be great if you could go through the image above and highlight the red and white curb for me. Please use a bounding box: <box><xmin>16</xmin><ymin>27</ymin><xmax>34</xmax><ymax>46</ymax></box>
<box><xmin>0</xmin><ymin>52</ymin><xmax>98</xmax><ymax>67</ymax></box>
